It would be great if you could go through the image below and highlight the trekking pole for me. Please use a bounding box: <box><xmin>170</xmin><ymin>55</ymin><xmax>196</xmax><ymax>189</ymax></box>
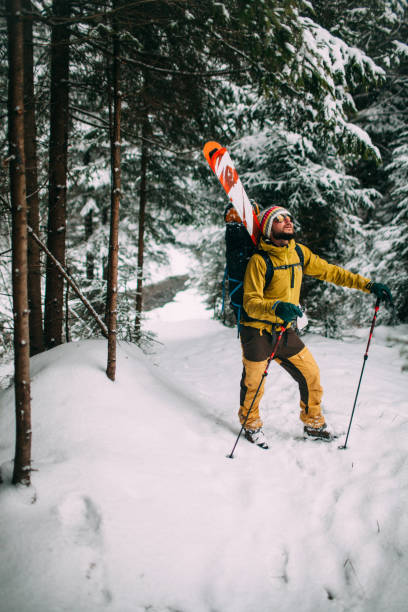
<box><xmin>227</xmin><ymin>323</ymin><xmax>288</xmax><ymax>459</ymax></box>
<box><xmin>339</xmin><ymin>297</ymin><xmax>381</xmax><ymax>450</ymax></box>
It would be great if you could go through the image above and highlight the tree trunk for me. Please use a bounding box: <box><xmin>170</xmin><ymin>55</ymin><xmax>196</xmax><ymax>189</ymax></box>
<box><xmin>44</xmin><ymin>0</ymin><xmax>70</xmax><ymax>349</ymax></box>
<box><xmin>102</xmin><ymin>205</ymin><xmax>109</xmax><ymax>281</ymax></box>
<box><xmin>23</xmin><ymin>0</ymin><xmax>44</xmax><ymax>356</ymax></box>
<box><xmin>7</xmin><ymin>0</ymin><xmax>32</xmax><ymax>487</ymax></box>
<box><xmin>106</xmin><ymin>20</ymin><xmax>121</xmax><ymax>381</ymax></box>
<box><xmin>85</xmin><ymin>209</ymin><xmax>94</xmax><ymax>280</ymax></box>
<box><xmin>65</xmin><ymin>274</ymin><xmax>70</xmax><ymax>343</ymax></box>
<box><xmin>134</xmin><ymin>119</ymin><xmax>149</xmax><ymax>340</ymax></box>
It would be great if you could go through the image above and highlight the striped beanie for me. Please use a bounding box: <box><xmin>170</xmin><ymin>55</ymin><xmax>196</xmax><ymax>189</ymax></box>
<box><xmin>258</xmin><ymin>206</ymin><xmax>291</xmax><ymax>238</ymax></box>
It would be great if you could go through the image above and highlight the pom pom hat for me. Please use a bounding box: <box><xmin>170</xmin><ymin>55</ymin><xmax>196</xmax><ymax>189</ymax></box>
<box><xmin>258</xmin><ymin>206</ymin><xmax>291</xmax><ymax>238</ymax></box>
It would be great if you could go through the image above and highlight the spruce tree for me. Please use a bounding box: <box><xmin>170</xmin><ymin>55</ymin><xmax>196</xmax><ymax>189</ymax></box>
<box><xmin>44</xmin><ymin>0</ymin><xmax>71</xmax><ymax>349</ymax></box>
<box><xmin>106</xmin><ymin>0</ymin><xmax>121</xmax><ymax>381</ymax></box>
<box><xmin>23</xmin><ymin>0</ymin><xmax>43</xmax><ymax>356</ymax></box>
<box><xmin>6</xmin><ymin>0</ymin><xmax>32</xmax><ymax>486</ymax></box>
<box><xmin>325</xmin><ymin>0</ymin><xmax>408</xmax><ymax>323</ymax></box>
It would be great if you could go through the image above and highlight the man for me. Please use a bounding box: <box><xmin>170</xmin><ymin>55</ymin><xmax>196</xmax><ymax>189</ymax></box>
<box><xmin>239</xmin><ymin>205</ymin><xmax>393</xmax><ymax>448</ymax></box>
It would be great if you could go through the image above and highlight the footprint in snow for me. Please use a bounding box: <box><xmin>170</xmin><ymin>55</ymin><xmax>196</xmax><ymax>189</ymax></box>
<box><xmin>57</xmin><ymin>492</ymin><xmax>112</xmax><ymax>605</ymax></box>
<box><xmin>58</xmin><ymin>493</ymin><xmax>102</xmax><ymax>546</ymax></box>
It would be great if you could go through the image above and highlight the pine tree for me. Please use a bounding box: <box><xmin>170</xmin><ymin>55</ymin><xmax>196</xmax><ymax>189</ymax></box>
<box><xmin>6</xmin><ymin>0</ymin><xmax>32</xmax><ymax>487</ymax></box>
<box><xmin>377</xmin><ymin>126</ymin><xmax>408</xmax><ymax>320</ymax></box>
<box><xmin>44</xmin><ymin>0</ymin><xmax>71</xmax><ymax>349</ymax></box>
<box><xmin>323</xmin><ymin>0</ymin><xmax>408</xmax><ymax>323</ymax></box>
<box><xmin>106</xmin><ymin>0</ymin><xmax>121</xmax><ymax>382</ymax></box>
<box><xmin>23</xmin><ymin>0</ymin><xmax>43</xmax><ymax>356</ymax></box>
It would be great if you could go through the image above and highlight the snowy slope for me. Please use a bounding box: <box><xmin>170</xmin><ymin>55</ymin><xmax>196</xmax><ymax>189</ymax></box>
<box><xmin>0</xmin><ymin>288</ymin><xmax>408</xmax><ymax>612</ymax></box>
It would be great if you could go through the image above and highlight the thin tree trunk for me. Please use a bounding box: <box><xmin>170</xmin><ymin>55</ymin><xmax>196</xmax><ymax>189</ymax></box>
<box><xmin>85</xmin><ymin>209</ymin><xmax>94</xmax><ymax>280</ymax></box>
<box><xmin>134</xmin><ymin>118</ymin><xmax>149</xmax><ymax>340</ymax></box>
<box><xmin>106</xmin><ymin>19</ymin><xmax>121</xmax><ymax>381</ymax></box>
<box><xmin>7</xmin><ymin>0</ymin><xmax>32</xmax><ymax>487</ymax></box>
<box><xmin>44</xmin><ymin>0</ymin><xmax>70</xmax><ymax>349</ymax></box>
<box><xmin>23</xmin><ymin>0</ymin><xmax>43</xmax><ymax>356</ymax></box>
<box><xmin>102</xmin><ymin>204</ymin><xmax>109</xmax><ymax>281</ymax></box>
<box><xmin>65</xmin><ymin>274</ymin><xmax>70</xmax><ymax>343</ymax></box>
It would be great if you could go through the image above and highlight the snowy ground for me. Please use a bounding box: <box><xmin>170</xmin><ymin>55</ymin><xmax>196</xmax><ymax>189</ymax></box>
<box><xmin>1</xmin><ymin>286</ymin><xmax>408</xmax><ymax>612</ymax></box>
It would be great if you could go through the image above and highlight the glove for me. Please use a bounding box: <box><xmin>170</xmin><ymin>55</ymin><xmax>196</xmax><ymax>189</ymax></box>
<box><xmin>367</xmin><ymin>282</ymin><xmax>394</xmax><ymax>305</ymax></box>
<box><xmin>275</xmin><ymin>302</ymin><xmax>303</xmax><ymax>323</ymax></box>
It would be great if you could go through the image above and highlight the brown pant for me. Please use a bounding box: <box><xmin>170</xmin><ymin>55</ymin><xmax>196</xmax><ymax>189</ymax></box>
<box><xmin>239</xmin><ymin>326</ymin><xmax>325</xmax><ymax>430</ymax></box>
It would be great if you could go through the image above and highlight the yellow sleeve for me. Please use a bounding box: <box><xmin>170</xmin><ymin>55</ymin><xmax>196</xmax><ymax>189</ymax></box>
<box><xmin>300</xmin><ymin>244</ymin><xmax>371</xmax><ymax>292</ymax></box>
<box><xmin>243</xmin><ymin>254</ymin><xmax>279</xmax><ymax>320</ymax></box>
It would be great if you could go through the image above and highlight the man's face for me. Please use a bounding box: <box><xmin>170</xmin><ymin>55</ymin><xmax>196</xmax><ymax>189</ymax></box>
<box><xmin>271</xmin><ymin>213</ymin><xmax>295</xmax><ymax>241</ymax></box>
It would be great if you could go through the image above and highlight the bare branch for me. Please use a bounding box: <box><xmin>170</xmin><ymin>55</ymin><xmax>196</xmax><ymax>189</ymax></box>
<box><xmin>28</xmin><ymin>226</ymin><xmax>109</xmax><ymax>338</ymax></box>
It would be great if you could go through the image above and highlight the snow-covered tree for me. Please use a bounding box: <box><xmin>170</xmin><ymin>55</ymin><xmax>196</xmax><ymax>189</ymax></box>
<box><xmin>325</xmin><ymin>0</ymin><xmax>408</xmax><ymax>322</ymax></box>
<box><xmin>373</xmin><ymin>137</ymin><xmax>408</xmax><ymax>321</ymax></box>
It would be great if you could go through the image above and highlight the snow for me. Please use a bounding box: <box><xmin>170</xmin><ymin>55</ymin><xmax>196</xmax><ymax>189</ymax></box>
<box><xmin>1</xmin><ymin>288</ymin><xmax>408</xmax><ymax>612</ymax></box>
<box><xmin>80</xmin><ymin>199</ymin><xmax>99</xmax><ymax>217</ymax></box>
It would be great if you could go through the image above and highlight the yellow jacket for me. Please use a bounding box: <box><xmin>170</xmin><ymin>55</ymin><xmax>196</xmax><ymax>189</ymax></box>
<box><xmin>242</xmin><ymin>238</ymin><xmax>371</xmax><ymax>332</ymax></box>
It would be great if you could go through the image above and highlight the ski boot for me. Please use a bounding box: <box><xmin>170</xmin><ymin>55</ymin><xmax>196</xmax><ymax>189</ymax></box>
<box><xmin>244</xmin><ymin>427</ymin><xmax>269</xmax><ymax>449</ymax></box>
<box><xmin>303</xmin><ymin>423</ymin><xmax>333</xmax><ymax>442</ymax></box>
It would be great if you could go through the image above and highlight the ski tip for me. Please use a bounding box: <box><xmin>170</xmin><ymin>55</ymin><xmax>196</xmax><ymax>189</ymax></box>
<box><xmin>203</xmin><ymin>141</ymin><xmax>223</xmax><ymax>166</ymax></box>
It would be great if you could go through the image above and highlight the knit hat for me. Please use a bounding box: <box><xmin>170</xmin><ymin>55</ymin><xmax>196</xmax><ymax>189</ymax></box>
<box><xmin>258</xmin><ymin>206</ymin><xmax>291</xmax><ymax>238</ymax></box>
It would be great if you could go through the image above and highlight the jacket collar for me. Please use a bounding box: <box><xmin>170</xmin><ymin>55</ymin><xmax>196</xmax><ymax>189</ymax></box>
<box><xmin>258</xmin><ymin>237</ymin><xmax>296</xmax><ymax>259</ymax></box>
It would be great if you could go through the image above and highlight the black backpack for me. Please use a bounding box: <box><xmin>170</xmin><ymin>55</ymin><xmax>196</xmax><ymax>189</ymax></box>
<box><xmin>223</xmin><ymin>209</ymin><xmax>304</xmax><ymax>331</ymax></box>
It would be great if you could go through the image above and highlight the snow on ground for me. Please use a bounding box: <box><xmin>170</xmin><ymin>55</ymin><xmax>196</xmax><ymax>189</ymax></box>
<box><xmin>0</xmin><ymin>287</ymin><xmax>408</xmax><ymax>612</ymax></box>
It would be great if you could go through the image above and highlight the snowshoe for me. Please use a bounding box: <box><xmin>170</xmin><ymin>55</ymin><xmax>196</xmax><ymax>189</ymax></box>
<box><xmin>303</xmin><ymin>423</ymin><xmax>333</xmax><ymax>442</ymax></box>
<box><xmin>244</xmin><ymin>427</ymin><xmax>269</xmax><ymax>449</ymax></box>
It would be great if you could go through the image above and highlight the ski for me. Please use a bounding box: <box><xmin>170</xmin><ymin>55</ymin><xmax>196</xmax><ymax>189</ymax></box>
<box><xmin>203</xmin><ymin>141</ymin><xmax>261</xmax><ymax>245</ymax></box>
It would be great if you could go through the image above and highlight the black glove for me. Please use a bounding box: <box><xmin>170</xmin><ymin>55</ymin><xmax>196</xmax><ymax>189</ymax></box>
<box><xmin>367</xmin><ymin>282</ymin><xmax>394</xmax><ymax>305</ymax></box>
<box><xmin>275</xmin><ymin>302</ymin><xmax>303</xmax><ymax>323</ymax></box>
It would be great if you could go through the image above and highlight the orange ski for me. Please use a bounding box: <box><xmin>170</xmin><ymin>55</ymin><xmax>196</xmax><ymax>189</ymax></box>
<box><xmin>203</xmin><ymin>141</ymin><xmax>260</xmax><ymax>245</ymax></box>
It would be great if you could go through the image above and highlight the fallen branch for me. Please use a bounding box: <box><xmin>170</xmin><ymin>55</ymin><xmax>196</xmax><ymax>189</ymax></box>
<box><xmin>28</xmin><ymin>226</ymin><xmax>108</xmax><ymax>338</ymax></box>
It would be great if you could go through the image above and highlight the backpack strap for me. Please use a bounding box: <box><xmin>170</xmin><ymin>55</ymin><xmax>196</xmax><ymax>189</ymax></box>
<box><xmin>257</xmin><ymin>245</ymin><xmax>303</xmax><ymax>289</ymax></box>
<box><xmin>295</xmin><ymin>243</ymin><xmax>304</xmax><ymax>267</ymax></box>
<box><xmin>240</xmin><ymin>251</ymin><xmax>275</xmax><ymax>326</ymax></box>
<box><xmin>229</xmin><ymin>251</ymin><xmax>272</xmax><ymax>326</ymax></box>
<box><xmin>256</xmin><ymin>250</ymin><xmax>274</xmax><ymax>289</ymax></box>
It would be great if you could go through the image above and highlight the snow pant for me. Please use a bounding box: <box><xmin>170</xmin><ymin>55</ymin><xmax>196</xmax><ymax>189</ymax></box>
<box><xmin>239</xmin><ymin>326</ymin><xmax>325</xmax><ymax>430</ymax></box>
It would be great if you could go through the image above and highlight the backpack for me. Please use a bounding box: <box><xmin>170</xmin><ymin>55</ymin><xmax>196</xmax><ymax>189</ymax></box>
<box><xmin>223</xmin><ymin>205</ymin><xmax>304</xmax><ymax>332</ymax></box>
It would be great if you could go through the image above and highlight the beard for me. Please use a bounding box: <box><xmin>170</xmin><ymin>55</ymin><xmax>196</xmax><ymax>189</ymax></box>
<box><xmin>271</xmin><ymin>229</ymin><xmax>296</xmax><ymax>241</ymax></box>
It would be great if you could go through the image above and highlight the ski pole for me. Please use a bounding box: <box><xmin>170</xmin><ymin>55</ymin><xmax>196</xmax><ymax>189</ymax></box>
<box><xmin>339</xmin><ymin>297</ymin><xmax>381</xmax><ymax>450</ymax></box>
<box><xmin>227</xmin><ymin>323</ymin><xmax>288</xmax><ymax>459</ymax></box>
